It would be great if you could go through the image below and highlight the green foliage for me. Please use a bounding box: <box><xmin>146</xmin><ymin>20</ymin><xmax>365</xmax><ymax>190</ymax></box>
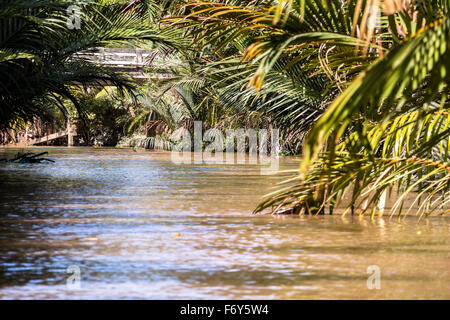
<box><xmin>2</xmin><ymin>0</ymin><xmax>449</xmax><ymax>217</ymax></box>
<box><xmin>71</xmin><ymin>88</ymin><xmax>130</xmax><ymax>146</ymax></box>
<box><xmin>167</xmin><ymin>0</ymin><xmax>450</xmax><ymax>217</ymax></box>
<box><xmin>0</xmin><ymin>0</ymin><xmax>182</xmax><ymax>130</ymax></box>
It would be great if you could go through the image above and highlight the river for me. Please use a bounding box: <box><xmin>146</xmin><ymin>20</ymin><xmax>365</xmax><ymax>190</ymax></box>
<box><xmin>0</xmin><ymin>147</ymin><xmax>448</xmax><ymax>299</ymax></box>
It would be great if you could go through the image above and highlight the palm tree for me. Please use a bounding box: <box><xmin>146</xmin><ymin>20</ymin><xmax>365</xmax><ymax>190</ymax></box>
<box><xmin>168</xmin><ymin>0</ymin><xmax>450</xmax><ymax>218</ymax></box>
<box><xmin>0</xmin><ymin>0</ymin><xmax>183</xmax><ymax>131</ymax></box>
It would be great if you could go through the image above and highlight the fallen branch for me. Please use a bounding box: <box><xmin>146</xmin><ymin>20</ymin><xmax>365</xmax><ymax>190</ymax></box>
<box><xmin>1</xmin><ymin>151</ymin><xmax>54</xmax><ymax>163</ymax></box>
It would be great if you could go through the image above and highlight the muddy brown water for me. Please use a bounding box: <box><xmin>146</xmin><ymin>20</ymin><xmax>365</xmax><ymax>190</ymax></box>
<box><xmin>0</xmin><ymin>147</ymin><xmax>448</xmax><ymax>299</ymax></box>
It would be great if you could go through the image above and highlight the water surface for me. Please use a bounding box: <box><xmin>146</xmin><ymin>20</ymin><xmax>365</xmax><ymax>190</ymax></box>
<box><xmin>0</xmin><ymin>147</ymin><xmax>448</xmax><ymax>299</ymax></box>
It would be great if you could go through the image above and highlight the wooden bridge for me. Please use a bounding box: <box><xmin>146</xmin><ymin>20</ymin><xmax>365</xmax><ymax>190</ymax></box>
<box><xmin>14</xmin><ymin>121</ymin><xmax>78</xmax><ymax>147</ymax></box>
<box><xmin>10</xmin><ymin>48</ymin><xmax>166</xmax><ymax>147</ymax></box>
<box><xmin>72</xmin><ymin>47</ymin><xmax>170</xmax><ymax>81</ymax></box>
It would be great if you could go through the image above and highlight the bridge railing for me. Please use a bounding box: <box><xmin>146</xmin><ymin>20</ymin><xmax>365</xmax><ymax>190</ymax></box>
<box><xmin>74</xmin><ymin>48</ymin><xmax>158</xmax><ymax>68</ymax></box>
<box><xmin>71</xmin><ymin>47</ymin><xmax>169</xmax><ymax>79</ymax></box>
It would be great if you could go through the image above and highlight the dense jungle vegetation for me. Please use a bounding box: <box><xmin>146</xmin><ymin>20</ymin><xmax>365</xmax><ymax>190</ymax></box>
<box><xmin>1</xmin><ymin>0</ymin><xmax>449</xmax><ymax>218</ymax></box>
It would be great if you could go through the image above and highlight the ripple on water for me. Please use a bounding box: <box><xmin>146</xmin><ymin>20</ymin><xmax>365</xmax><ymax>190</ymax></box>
<box><xmin>0</xmin><ymin>147</ymin><xmax>449</xmax><ymax>299</ymax></box>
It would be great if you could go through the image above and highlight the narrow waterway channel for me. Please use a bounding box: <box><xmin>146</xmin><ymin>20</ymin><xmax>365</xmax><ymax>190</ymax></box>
<box><xmin>0</xmin><ymin>147</ymin><xmax>448</xmax><ymax>299</ymax></box>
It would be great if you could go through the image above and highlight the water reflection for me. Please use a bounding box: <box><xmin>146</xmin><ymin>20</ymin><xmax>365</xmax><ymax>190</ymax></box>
<box><xmin>0</xmin><ymin>147</ymin><xmax>449</xmax><ymax>299</ymax></box>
